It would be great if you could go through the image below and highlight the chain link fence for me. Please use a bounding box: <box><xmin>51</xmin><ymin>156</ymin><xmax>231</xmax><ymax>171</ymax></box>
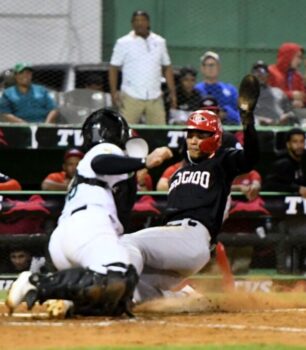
<box><xmin>0</xmin><ymin>0</ymin><xmax>305</xmax><ymax>123</ymax></box>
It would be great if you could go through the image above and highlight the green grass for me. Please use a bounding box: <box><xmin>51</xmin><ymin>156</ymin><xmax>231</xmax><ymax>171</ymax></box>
<box><xmin>0</xmin><ymin>290</ymin><xmax>7</xmax><ymax>300</ymax></box>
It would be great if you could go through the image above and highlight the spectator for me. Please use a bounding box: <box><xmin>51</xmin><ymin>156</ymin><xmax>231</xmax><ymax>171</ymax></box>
<box><xmin>195</xmin><ymin>51</ymin><xmax>240</xmax><ymax>125</ymax></box>
<box><xmin>83</xmin><ymin>74</ymin><xmax>104</xmax><ymax>92</ymax></box>
<box><xmin>4</xmin><ymin>248</ymin><xmax>46</xmax><ymax>274</ymax></box>
<box><xmin>264</xmin><ymin>128</ymin><xmax>306</xmax><ymax>193</ymax></box>
<box><xmin>83</xmin><ymin>73</ymin><xmax>112</xmax><ymax>108</ymax></box>
<box><xmin>231</xmin><ymin>170</ymin><xmax>262</xmax><ymax>202</ymax></box>
<box><xmin>268</xmin><ymin>43</ymin><xmax>306</xmax><ymax>110</ymax></box>
<box><xmin>263</xmin><ymin>128</ymin><xmax>306</xmax><ymax>273</ymax></box>
<box><xmin>41</xmin><ymin>148</ymin><xmax>84</xmax><ymax>191</ymax></box>
<box><xmin>0</xmin><ymin>172</ymin><xmax>21</xmax><ymax>190</ymax></box>
<box><xmin>168</xmin><ymin>66</ymin><xmax>202</xmax><ymax>125</ymax></box>
<box><xmin>109</xmin><ymin>10</ymin><xmax>177</xmax><ymax>125</ymax></box>
<box><xmin>252</xmin><ymin>60</ymin><xmax>296</xmax><ymax>126</ymax></box>
<box><xmin>0</xmin><ymin>63</ymin><xmax>59</xmax><ymax>123</ymax></box>
<box><xmin>8</xmin><ymin>248</ymin><xmax>32</xmax><ymax>272</ymax></box>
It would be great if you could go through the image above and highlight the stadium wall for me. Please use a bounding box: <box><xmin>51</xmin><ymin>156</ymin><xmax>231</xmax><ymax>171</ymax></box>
<box><xmin>102</xmin><ymin>0</ymin><xmax>306</xmax><ymax>86</ymax></box>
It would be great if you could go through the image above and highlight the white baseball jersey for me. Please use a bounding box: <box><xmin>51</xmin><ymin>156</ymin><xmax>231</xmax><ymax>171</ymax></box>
<box><xmin>59</xmin><ymin>142</ymin><xmax>128</xmax><ymax>234</ymax></box>
<box><xmin>49</xmin><ymin>142</ymin><xmax>131</xmax><ymax>274</ymax></box>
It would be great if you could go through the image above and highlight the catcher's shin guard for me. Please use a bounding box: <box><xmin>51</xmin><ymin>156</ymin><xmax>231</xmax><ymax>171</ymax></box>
<box><xmin>75</xmin><ymin>264</ymin><xmax>139</xmax><ymax>317</ymax></box>
<box><xmin>108</xmin><ymin>264</ymin><xmax>139</xmax><ymax>317</ymax></box>
<box><xmin>29</xmin><ymin>265</ymin><xmax>138</xmax><ymax>317</ymax></box>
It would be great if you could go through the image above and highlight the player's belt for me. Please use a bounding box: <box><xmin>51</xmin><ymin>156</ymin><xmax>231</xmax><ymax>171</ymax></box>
<box><xmin>166</xmin><ymin>219</ymin><xmax>198</xmax><ymax>227</ymax></box>
<box><xmin>166</xmin><ymin>218</ymin><xmax>211</xmax><ymax>243</ymax></box>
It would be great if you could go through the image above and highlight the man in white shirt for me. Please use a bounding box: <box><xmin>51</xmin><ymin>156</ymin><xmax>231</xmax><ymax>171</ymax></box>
<box><xmin>109</xmin><ymin>10</ymin><xmax>177</xmax><ymax>125</ymax></box>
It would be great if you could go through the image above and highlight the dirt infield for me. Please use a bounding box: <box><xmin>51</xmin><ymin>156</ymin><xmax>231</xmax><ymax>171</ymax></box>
<box><xmin>2</xmin><ymin>292</ymin><xmax>306</xmax><ymax>349</ymax></box>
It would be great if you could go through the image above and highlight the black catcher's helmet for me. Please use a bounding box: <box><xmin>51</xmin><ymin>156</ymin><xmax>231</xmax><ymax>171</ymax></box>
<box><xmin>82</xmin><ymin>108</ymin><xmax>130</xmax><ymax>151</ymax></box>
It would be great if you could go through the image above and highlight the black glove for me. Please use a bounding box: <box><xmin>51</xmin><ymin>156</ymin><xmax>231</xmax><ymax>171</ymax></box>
<box><xmin>238</xmin><ymin>74</ymin><xmax>260</xmax><ymax>127</ymax></box>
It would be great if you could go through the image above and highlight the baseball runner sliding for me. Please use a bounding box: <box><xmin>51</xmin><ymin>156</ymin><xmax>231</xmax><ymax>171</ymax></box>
<box><xmin>121</xmin><ymin>74</ymin><xmax>260</xmax><ymax>302</ymax></box>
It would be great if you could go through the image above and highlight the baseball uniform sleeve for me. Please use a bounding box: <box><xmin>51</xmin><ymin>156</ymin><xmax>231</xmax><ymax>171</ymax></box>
<box><xmin>91</xmin><ymin>154</ymin><xmax>146</xmax><ymax>175</ymax></box>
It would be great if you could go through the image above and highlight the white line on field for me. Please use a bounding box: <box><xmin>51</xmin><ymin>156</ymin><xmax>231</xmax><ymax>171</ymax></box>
<box><xmin>2</xmin><ymin>317</ymin><xmax>306</xmax><ymax>334</ymax></box>
<box><xmin>2</xmin><ymin>300</ymin><xmax>306</xmax><ymax>313</ymax></box>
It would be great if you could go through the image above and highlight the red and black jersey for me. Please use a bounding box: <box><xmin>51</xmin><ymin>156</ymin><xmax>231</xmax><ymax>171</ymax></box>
<box><xmin>165</xmin><ymin>124</ymin><xmax>259</xmax><ymax>241</ymax></box>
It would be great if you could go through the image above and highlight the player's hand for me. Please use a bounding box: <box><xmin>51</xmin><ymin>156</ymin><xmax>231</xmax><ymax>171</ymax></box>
<box><xmin>145</xmin><ymin>147</ymin><xmax>173</xmax><ymax>169</ymax></box>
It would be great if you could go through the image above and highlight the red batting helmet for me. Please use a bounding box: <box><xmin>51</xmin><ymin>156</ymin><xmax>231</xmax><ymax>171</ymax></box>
<box><xmin>186</xmin><ymin>110</ymin><xmax>223</xmax><ymax>154</ymax></box>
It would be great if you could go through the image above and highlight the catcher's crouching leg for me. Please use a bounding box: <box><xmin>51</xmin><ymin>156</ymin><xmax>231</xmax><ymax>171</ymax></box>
<box><xmin>28</xmin><ymin>264</ymin><xmax>138</xmax><ymax>317</ymax></box>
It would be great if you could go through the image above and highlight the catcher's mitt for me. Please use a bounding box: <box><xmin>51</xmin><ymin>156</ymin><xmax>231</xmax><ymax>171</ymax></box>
<box><xmin>238</xmin><ymin>74</ymin><xmax>260</xmax><ymax>126</ymax></box>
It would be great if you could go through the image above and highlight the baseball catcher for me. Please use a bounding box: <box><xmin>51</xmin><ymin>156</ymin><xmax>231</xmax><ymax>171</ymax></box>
<box><xmin>120</xmin><ymin>74</ymin><xmax>261</xmax><ymax>302</ymax></box>
<box><xmin>6</xmin><ymin>108</ymin><xmax>172</xmax><ymax>317</ymax></box>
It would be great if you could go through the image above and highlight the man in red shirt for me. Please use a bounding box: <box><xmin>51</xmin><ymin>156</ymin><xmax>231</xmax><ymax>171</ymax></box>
<box><xmin>268</xmin><ymin>42</ymin><xmax>305</xmax><ymax>109</ymax></box>
<box><xmin>41</xmin><ymin>149</ymin><xmax>84</xmax><ymax>191</ymax></box>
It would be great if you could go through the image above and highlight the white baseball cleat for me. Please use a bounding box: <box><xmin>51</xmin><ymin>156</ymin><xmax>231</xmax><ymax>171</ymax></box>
<box><xmin>162</xmin><ymin>284</ymin><xmax>202</xmax><ymax>299</ymax></box>
<box><xmin>5</xmin><ymin>271</ymin><xmax>36</xmax><ymax>314</ymax></box>
<box><xmin>44</xmin><ymin>299</ymin><xmax>74</xmax><ymax>319</ymax></box>
<box><xmin>179</xmin><ymin>284</ymin><xmax>202</xmax><ymax>298</ymax></box>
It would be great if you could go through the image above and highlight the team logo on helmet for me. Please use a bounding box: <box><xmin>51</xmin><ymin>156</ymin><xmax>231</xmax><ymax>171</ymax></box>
<box><xmin>190</xmin><ymin>113</ymin><xmax>207</xmax><ymax>123</ymax></box>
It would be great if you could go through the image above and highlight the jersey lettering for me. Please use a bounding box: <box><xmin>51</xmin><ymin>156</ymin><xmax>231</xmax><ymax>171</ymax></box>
<box><xmin>169</xmin><ymin>170</ymin><xmax>210</xmax><ymax>192</ymax></box>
